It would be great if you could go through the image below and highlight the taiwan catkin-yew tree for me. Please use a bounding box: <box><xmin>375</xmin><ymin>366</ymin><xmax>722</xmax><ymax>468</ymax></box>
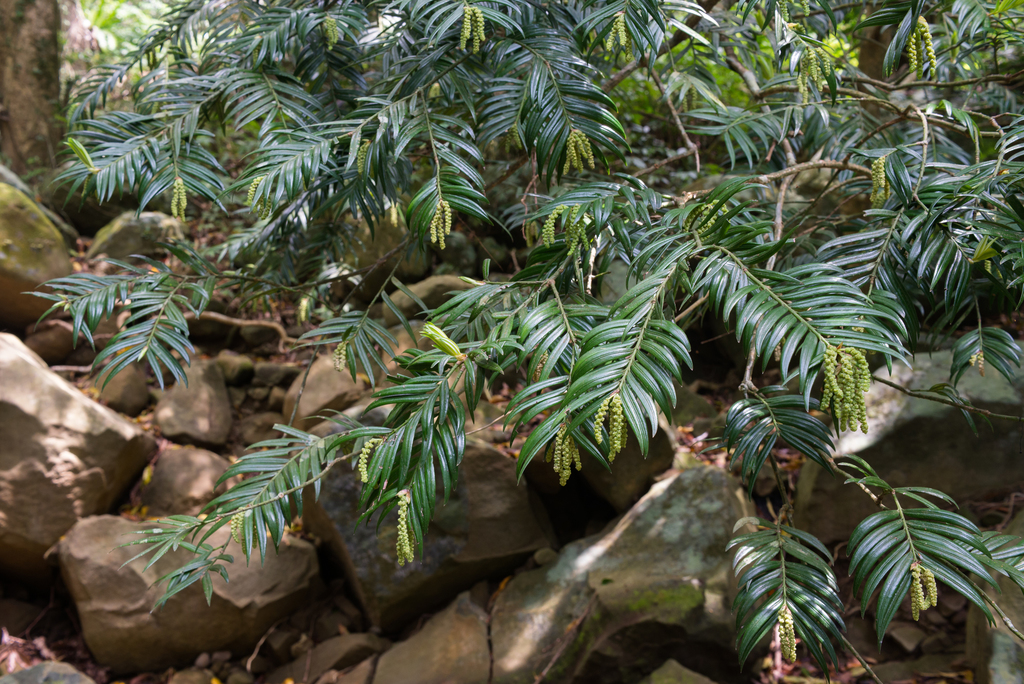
<box><xmin>37</xmin><ymin>0</ymin><xmax>1024</xmax><ymax>676</ymax></box>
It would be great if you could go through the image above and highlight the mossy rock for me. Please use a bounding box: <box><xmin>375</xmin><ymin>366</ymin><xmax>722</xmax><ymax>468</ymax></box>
<box><xmin>87</xmin><ymin>211</ymin><xmax>186</xmax><ymax>260</ymax></box>
<box><xmin>0</xmin><ymin>183</ymin><xmax>72</xmax><ymax>328</ymax></box>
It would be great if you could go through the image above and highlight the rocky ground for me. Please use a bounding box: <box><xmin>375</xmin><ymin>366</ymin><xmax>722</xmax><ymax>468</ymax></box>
<box><xmin>3</xmin><ymin>167</ymin><xmax>1024</xmax><ymax>684</ymax></box>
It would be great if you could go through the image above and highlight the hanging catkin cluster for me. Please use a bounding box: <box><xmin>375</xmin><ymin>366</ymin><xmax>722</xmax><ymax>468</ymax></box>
<box><xmin>323</xmin><ymin>16</ymin><xmax>339</xmax><ymax>46</ymax></box>
<box><xmin>820</xmin><ymin>345</ymin><xmax>871</xmax><ymax>433</ymax></box>
<box><xmin>460</xmin><ymin>5</ymin><xmax>485</xmax><ymax>53</ymax></box>
<box><xmin>396</xmin><ymin>491</ymin><xmax>415</xmax><ymax>566</ymax></box>
<box><xmin>357</xmin><ymin>437</ymin><xmax>382</xmax><ymax>483</ymax></box>
<box><xmin>333</xmin><ymin>342</ymin><xmax>348</xmax><ymax>373</ymax></box>
<box><xmin>910</xmin><ymin>564</ymin><xmax>938</xmax><ymax>621</ymax></box>
<box><xmin>797</xmin><ymin>47</ymin><xmax>829</xmax><ymax>104</ymax></box>
<box><xmin>778</xmin><ymin>604</ymin><xmax>797</xmax><ymax>663</ymax></box>
<box><xmin>171</xmin><ymin>177</ymin><xmax>187</xmax><ymax>220</ymax></box>
<box><xmin>247</xmin><ymin>176</ymin><xmax>272</xmax><ymax>219</ymax></box>
<box><xmin>684</xmin><ymin>201</ymin><xmax>726</xmax><ymax>236</ymax></box>
<box><xmin>906</xmin><ymin>17</ymin><xmax>937</xmax><ymax>78</ymax></box>
<box><xmin>870</xmin><ymin>156</ymin><xmax>890</xmax><ymax>209</ymax></box>
<box><xmin>356</xmin><ymin>140</ymin><xmax>370</xmax><ymax>175</ymax></box>
<box><xmin>563</xmin><ymin>129</ymin><xmax>595</xmax><ymax>174</ymax></box>
<box><xmin>778</xmin><ymin>0</ymin><xmax>790</xmax><ymax>21</ymax></box>
<box><xmin>541</xmin><ymin>205</ymin><xmax>567</xmax><ymax>247</ymax></box>
<box><xmin>970</xmin><ymin>350</ymin><xmax>986</xmax><ymax>376</ymax></box>
<box><xmin>593</xmin><ymin>394</ymin><xmax>628</xmax><ymax>462</ymax></box>
<box><xmin>605</xmin><ymin>13</ymin><xmax>632</xmax><ymax>54</ymax></box>
<box><xmin>532</xmin><ymin>351</ymin><xmax>549</xmax><ymax>382</ymax></box>
<box><xmin>504</xmin><ymin>123</ymin><xmax>522</xmax><ymax>154</ymax></box>
<box><xmin>564</xmin><ymin>206</ymin><xmax>587</xmax><ymax>252</ymax></box>
<box><xmin>549</xmin><ymin>423</ymin><xmax>582</xmax><ymax>486</ymax></box>
<box><xmin>230</xmin><ymin>511</ymin><xmax>250</xmax><ymax>547</ymax></box>
<box><xmin>430</xmin><ymin>199</ymin><xmax>452</xmax><ymax>248</ymax></box>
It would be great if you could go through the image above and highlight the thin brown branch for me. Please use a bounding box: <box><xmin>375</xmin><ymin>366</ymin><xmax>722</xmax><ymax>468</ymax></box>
<box><xmin>873</xmin><ymin>375</ymin><xmax>1024</xmax><ymax>423</ymax></box>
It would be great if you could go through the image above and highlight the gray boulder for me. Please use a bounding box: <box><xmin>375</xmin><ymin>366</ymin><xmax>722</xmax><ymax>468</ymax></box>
<box><xmin>0</xmin><ymin>334</ymin><xmax>156</xmax><ymax>581</ymax></box>
<box><xmin>86</xmin><ymin>211</ymin><xmax>186</xmax><ymax>260</ymax></box>
<box><xmin>373</xmin><ymin>592</ymin><xmax>490</xmax><ymax>684</ymax></box>
<box><xmin>490</xmin><ymin>465</ymin><xmax>748</xmax><ymax>684</ymax></box>
<box><xmin>216</xmin><ymin>350</ymin><xmax>255</xmax><ymax>386</ymax></box>
<box><xmin>140</xmin><ymin>447</ymin><xmax>230</xmax><ymax>516</ymax></box>
<box><xmin>58</xmin><ymin>515</ymin><xmax>321</xmax><ymax>673</ymax></box>
<box><xmin>0</xmin><ymin>184</ymin><xmax>73</xmax><ymax>328</ymax></box>
<box><xmin>238</xmin><ymin>412</ymin><xmax>284</xmax><ymax>447</ymax></box>
<box><xmin>640</xmin><ymin>660</ymin><xmax>721</xmax><ymax>684</ymax></box>
<box><xmin>23</xmin><ymin>320</ymin><xmax>76</xmax><ymax>364</ymax></box>
<box><xmin>155</xmin><ymin>360</ymin><xmax>233</xmax><ymax>447</ymax></box>
<box><xmin>0</xmin><ymin>663</ymin><xmax>95</xmax><ymax>684</ymax></box>
<box><xmin>305</xmin><ymin>439</ymin><xmax>553</xmax><ymax>631</ymax></box>
<box><xmin>282</xmin><ymin>354</ymin><xmax>369</xmax><ymax>430</ymax></box>
<box><xmin>795</xmin><ymin>349</ymin><xmax>1024</xmax><ymax>544</ymax></box>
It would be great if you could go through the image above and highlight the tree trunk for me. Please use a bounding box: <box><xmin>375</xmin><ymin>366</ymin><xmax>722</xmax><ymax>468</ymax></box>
<box><xmin>0</xmin><ymin>0</ymin><xmax>63</xmax><ymax>176</ymax></box>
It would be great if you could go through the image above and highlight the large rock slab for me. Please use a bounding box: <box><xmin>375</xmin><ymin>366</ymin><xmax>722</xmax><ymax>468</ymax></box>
<box><xmin>86</xmin><ymin>211</ymin><xmax>186</xmax><ymax>260</ymax></box>
<box><xmin>967</xmin><ymin>509</ymin><xmax>1024</xmax><ymax>684</ymax></box>
<box><xmin>795</xmin><ymin>349</ymin><xmax>1024</xmax><ymax>544</ymax></box>
<box><xmin>140</xmin><ymin>447</ymin><xmax>230</xmax><ymax>516</ymax></box>
<box><xmin>491</xmin><ymin>465</ymin><xmax>748</xmax><ymax>684</ymax></box>
<box><xmin>0</xmin><ymin>662</ymin><xmax>95</xmax><ymax>684</ymax></box>
<box><xmin>373</xmin><ymin>592</ymin><xmax>489</xmax><ymax>684</ymax></box>
<box><xmin>58</xmin><ymin>515</ymin><xmax>321</xmax><ymax>673</ymax></box>
<box><xmin>155</xmin><ymin>360</ymin><xmax>233</xmax><ymax>448</ymax></box>
<box><xmin>305</xmin><ymin>439</ymin><xmax>553</xmax><ymax>631</ymax></box>
<box><xmin>282</xmin><ymin>354</ymin><xmax>369</xmax><ymax>430</ymax></box>
<box><xmin>0</xmin><ymin>334</ymin><xmax>156</xmax><ymax>581</ymax></box>
<box><xmin>0</xmin><ymin>184</ymin><xmax>72</xmax><ymax>328</ymax></box>
<box><xmin>581</xmin><ymin>419</ymin><xmax>675</xmax><ymax>513</ymax></box>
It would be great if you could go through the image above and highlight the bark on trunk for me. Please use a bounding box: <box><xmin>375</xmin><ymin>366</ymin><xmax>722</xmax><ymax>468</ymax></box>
<box><xmin>0</xmin><ymin>0</ymin><xmax>63</xmax><ymax>175</ymax></box>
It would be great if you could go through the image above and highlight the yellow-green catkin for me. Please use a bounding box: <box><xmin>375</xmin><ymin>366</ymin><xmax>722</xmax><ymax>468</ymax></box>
<box><xmin>799</xmin><ymin>0</ymin><xmax>810</xmax><ymax>14</ymax></box>
<box><xmin>604</xmin><ymin>13</ymin><xmax>632</xmax><ymax>54</ymax></box>
<box><xmin>430</xmin><ymin>199</ymin><xmax>452</xmax><ymax>248</ymax></box>
<box><xmin>911</xmin><ymin>564</ymin><xmax>927</xmax><ymax>621</ymax></box>
<box><xmin>460</xmin><ymin>5</ymin><xmax>485</xmax><ymax>53</ymax></box>
<box><xmin>246</xmin><ymin>176</ymin><xmax>271</xmax><ymax>219</ymax></box>
<box><xmin>333</xmin><ymin>342</ymin><xmax>348</xmax><ymax>373</ymax></box>
<box><xmin>356</xmin><ymin>140</ymin><xmax>370</xmax><ymax>175</ymax></box>
<box><xmin>297</xmin><ymin>296</ymin><xmax>311</xmax><ymax>324</ymax></box>
<box><xmin>565</xmin><ymin>205</ymin><xmax>586</xmax><ymax>252</ymax></box>
<box><xmin>171</xmin><ymin>176</ymin><xmax>187</xmax><ymax>221</ymax></box>
<box><xmin>542</xmin><ymin>205</ymin><xmax>567</xmax><ymax>247</ymax></box>
<box><xmin>358</xmin><ymin>437</ymin><xmax>382</xmax><ymax>483</ymax></box>
<box><xmin>778</xmin><ymin>604</ymin><xmax>797</xmax><ymax>663</ymax></box>
<box><xmin>820</xmin><ymin>344</ymin><xmax>871</xmax><ymax>433</ymax></box>
<box><xmin>797</xmin><ymin>47</ymin><xmax>826</xmax><ymax>104</ymax></box>
<box><xmin>563</xmin><ymin>129</ymin><xmax>595</xmax><ymax>175</ymax></box>
<box><xmin>396</xmin><ymin>490</ymin><xmax>415</xmax><ymax>566</ymax></box>
<box><xmin>779</xmin><ymin>0</ymin><xmax>790</xmax><ymax>22</ymax></box>
<box><xmin>323</xmin><ymin>16</ymin><xmax>339</xmax><ymax>46</ymax></box>
<box><xmin>915</xmin><ymin>17</ymin><xmax>936</xmax><ymax>78</ymax></box>
<box><xmin>551</xmin><ymin>422</ymin><xmax>582</xmax><ymax>486</ymax></box>
<box><xmin>870</xmin><ymin>156</ymin><xmax>890</xmax><ymax>209</ymax></box>
<box><xmin>923</xmin><ymin>566</ymin><xmax>938</xmax><ymax>608</ymax></box>
<box><xmin>230</xmin><ymin>511</ymin><xmax>246</xmax><ymax>545</ymax></box>
<box><xmin>684</xmin><ymin>201</ymin><xmax>726</xmax><ymax>236</ymax></box>
<box><xmin>593</xmin><ymin>394</ymin><xmax>627</xmax><ymax>461</ymax></box>
<box><xmin>533</xmin><ymin>351</ymin><xmax>548</xmax><ymax>382</ymax></box>
<box><xmin>970</xmin><ymin>351</ymin><xmax>986</xmax><ymax>376</ymax></box>
<box><xmin>504</xmin><ymin>123</ymin><xmax>522</xmax><ymax>154</ymax></box>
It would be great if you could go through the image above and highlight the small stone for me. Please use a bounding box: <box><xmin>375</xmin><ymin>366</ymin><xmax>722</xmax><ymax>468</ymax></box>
<box><xmin>313</xmin><ymin>610</ymin><xmax>351</xmax><ymax>641</ymax></box>
<box><xmin>241</xmin><ymin>325</ymin><xmax>279</xmax><ymax>349</ymax></box>
<box><xmin>168</xmin><ymin>670</ymin><xmax>214</xmax><ymax>684</ymax></box>
<box><xmin>248</xmin><ymin>656</ymin><xmax>271</xmax><ymax>675</ymax></box>
<box><xmin>888</xmin><ymin>622</ymin><xmax>928</xmax><ymax>653</ymax></box>
<box><xmin>268</xmin><ymin>386</ymin><xmax>286</xmax><ymax>412</ymax></box>
<box><xmin>248</xmin><ymin>386</ymin><xmax>270</xmax><ymax>401</ymax></box>
<box><xmin>23</xmin><ymin>323</ymin><xmax>75</xmax><ymax>364</ymax></box>
<box><xmin>238</xmin><ymin>412</ymin><xmax>284</xmax><ymax>447</ymax></box>
<box><xmin>155</xmin><ymin>360</ymin><xmax>233</xmax><ymax>448</ymax></box>
<box><xmin>211</xmin><ymin>650</ymin><xmax>232</xmax><ymax>663</ymax></box>
<box><xmin>216</xmin><ymin>350</ymin><xmax>254</xmax><ymax>386</ymax></box>
<box><xmin>140</xmin><ymin>448</ymin><xmax>229</xmax><ymax>516</ymax></box>
<box><xmin>96</xmin><ymin>364</ymin><xmax>150</xmax><ymax>417</ymax></box>
<box><xmin>194</xmin><ymin>653</ymin><xmax>212</xmax><ymax>669</ymax></box>
<box><xmin>639</xmin><ymin>659</ymin><xmax>720</xmax><ymax>684</ymax></box>
<box><xmin>228</xmin><ymin>386</ymin><xmax>247</xmax><ymax>408</ymax></box>
<box><xmin>0</xmin><ymin>598</ymin><xmax>44</xmax><ymax>635</ymax></box>
<box><xmin>938</xmin><ymin>591</ymin><xmax>967</xmax><ymax>617</ymax></box>
<box><xmin>282</xmin><ymin>355</ymin><xmax>368</xmax><ymax>429</ymax></box>
<box><xmin>532</xmin><ymin>548</ymin><xmax>558</xmax><ymax>566</ymax></box>
<box><xmin>269</xmin><ymin>634</ymin><xmax>391</xmax><ymax>684</ymax></box>
<box><xmin>86</xmin><ymin>211</ymin><xmax>185</xmax><ymax>261</ymax></box>
<box><xmin>920</xmin><ymin>631</ymin><xmax>951</xmax><ymax>654</ymax></box>
<box><xmin>265</xmin><ymin>627</ymin><xmax>301</xmax><ymax>664</ymax></box>
<box><xmin>225</xmin><ymin>671</ymin><xmax>254</xmax><ymax>684</ymax></box>
<box><xmin>254</xmin><ymin>362</ymin><xmax>302</xmax><ymax>388</ymax></box>
<box><xmin>291</xmin><ymin>633</ymin><xmax>314</xmax><ymax>660</ymax></box>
